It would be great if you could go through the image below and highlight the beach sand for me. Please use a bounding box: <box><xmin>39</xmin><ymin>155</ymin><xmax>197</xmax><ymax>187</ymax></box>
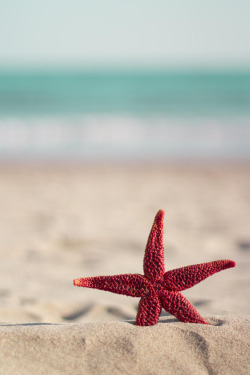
<box><xmin>0</xmin><ymin>163</ymin><xmax>249</xmax><ymax>374</ymax></box>
<box><xmin>0</xmin><ymin>315</ymin><xmax>249</xmax><ymax>375</ymax></box>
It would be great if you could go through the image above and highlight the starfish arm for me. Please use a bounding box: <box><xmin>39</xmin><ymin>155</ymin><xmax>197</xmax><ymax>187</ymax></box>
<box><xmin>136</xmin><ymin>295</ymin><xmax>162</xmax><ymax>326</ymax></box>
<box><xmin>160</xmin><ymin>291</ymin><xmax>209</xmax><ymax>324</ymax></box>
<box><xmin>162</xmin><ymin>259</ymin><xmax>236</xmax><ymax>292</ymax></box>
<box><xmin>143</xmin><ymin>209</ymin><xmax>165</xmax><ymax>282</ymax></box>
<box><xmin>73</xmin><ymin>274</ymin><xmax>150</xmax><ymax>297</ymax></box>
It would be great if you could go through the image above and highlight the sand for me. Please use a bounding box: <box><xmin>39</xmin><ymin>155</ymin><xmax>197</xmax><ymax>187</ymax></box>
<box><xmin>0</xmin><ymin>316</ymin><xmax>249</xmax><ymax>375</ymax></box>
<box><xmin>0</xmin><ymin>163</ymin><xmax>249</xmax><ymax>374</ymax></box>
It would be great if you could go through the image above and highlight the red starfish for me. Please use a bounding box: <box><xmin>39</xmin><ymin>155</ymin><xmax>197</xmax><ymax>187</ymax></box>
<box><xmin>73</xmin><ymin>210</ymin><xmax>236</xmax><ymax>326</ymax></box>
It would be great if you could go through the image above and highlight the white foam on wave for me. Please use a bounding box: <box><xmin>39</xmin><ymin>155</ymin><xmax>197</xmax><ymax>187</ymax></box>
<box><xmin>0</xmin><ymin>115</ymin><xmax>249</xmax><ymax>161</ymax></box>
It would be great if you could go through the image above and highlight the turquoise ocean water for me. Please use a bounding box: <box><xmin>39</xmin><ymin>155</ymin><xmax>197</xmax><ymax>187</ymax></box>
<box><xmin>0</xmin><ymin>70</ymin><xmax>249</xmax><ymax>161</ymax></box>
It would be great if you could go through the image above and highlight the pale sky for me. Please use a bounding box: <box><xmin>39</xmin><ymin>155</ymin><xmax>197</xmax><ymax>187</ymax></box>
<box><xmin>0</xmin><ymin>0</ymin><xmax>250</xmax><ymax>69</ymax></box>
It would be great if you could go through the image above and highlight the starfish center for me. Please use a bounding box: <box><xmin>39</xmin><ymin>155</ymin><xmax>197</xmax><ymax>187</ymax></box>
<box><xmin>152</xmin><ymin>280</ymin><xmax>164</xmax><ymax>295</ymax></box>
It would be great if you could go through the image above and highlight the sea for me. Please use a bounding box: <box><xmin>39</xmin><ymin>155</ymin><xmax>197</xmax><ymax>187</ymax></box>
<box><xmin>0</xmin><ymin>69</ymin><xmax>249</xmax><ymax>162</ymax></box>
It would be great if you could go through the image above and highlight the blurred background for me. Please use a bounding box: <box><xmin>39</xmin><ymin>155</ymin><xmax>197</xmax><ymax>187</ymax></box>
<box><xmin>0</xmin><ymin>0</ymin><xmax>250</xmax><ymax>162</ymax></box>
<box><xmin>0</xmin><ymin>1</ymin><xmax>249</xmax><ymax>323</ymax></box>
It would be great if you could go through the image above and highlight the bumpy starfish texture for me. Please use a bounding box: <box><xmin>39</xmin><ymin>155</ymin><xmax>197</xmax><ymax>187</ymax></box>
<box><xmin>74</xmin><ymin>210</ymin><xmax>236</xmax><ymax>326</ymax></box>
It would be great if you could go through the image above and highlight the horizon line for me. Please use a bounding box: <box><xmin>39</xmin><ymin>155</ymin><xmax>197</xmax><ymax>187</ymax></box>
<box><xmin>0</xmin><ymin>64</ymin><xmax>250</xmax><ymax>74</ymax></box>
